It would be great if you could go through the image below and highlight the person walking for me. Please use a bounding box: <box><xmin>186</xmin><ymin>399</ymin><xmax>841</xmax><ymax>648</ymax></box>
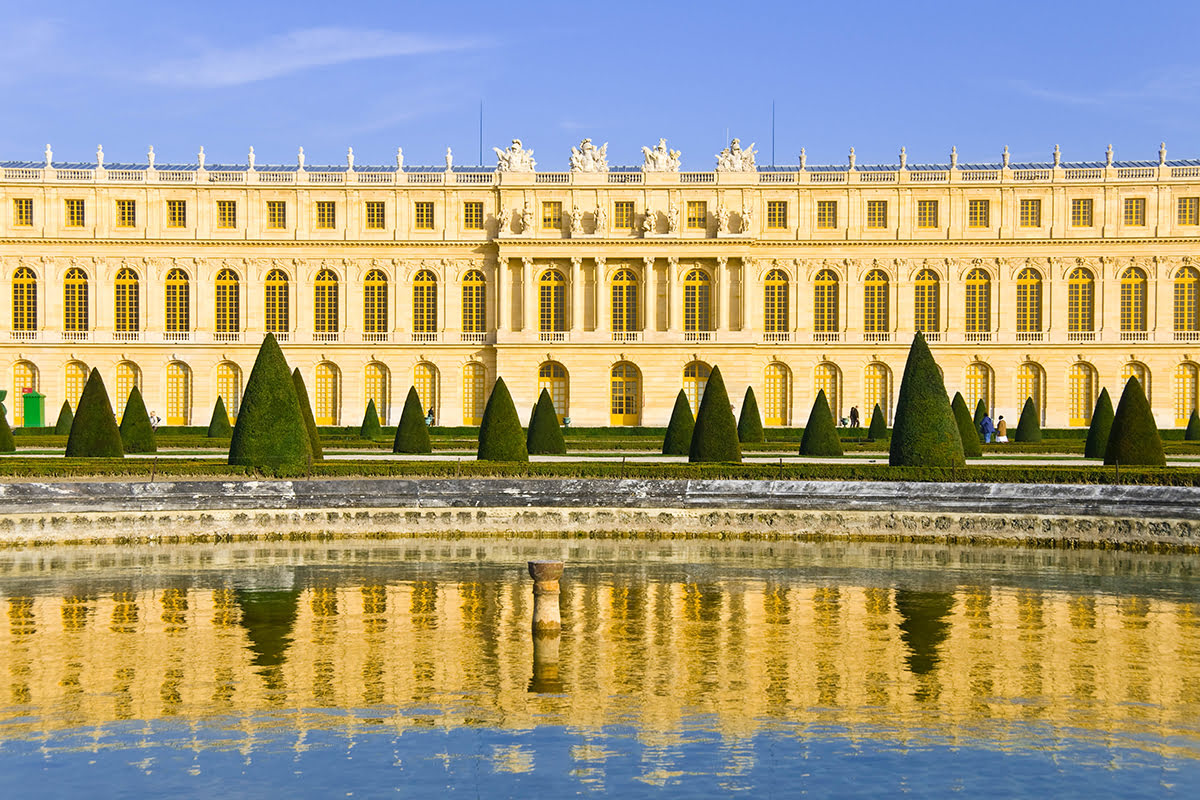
<box><xmin>995</xmin><ymin>415</ymin><xmax>1008</xmax><ymax>443</ymax></box>
<box><xmin>849</xmin><ymin>406</ymin><xmax>860</xmax><ymax>428</ymax></box>
<box><xmin>981</xmin><ymin>413</ymin><xmax>995</xmax><ymax>444</ymax></box>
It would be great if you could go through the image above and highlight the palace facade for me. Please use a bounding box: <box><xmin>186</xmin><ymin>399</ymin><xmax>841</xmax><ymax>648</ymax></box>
<box><xmin>3</xmin><ymin>139</ymin><xmax>1200</xmax><ymax>429</ymax></box>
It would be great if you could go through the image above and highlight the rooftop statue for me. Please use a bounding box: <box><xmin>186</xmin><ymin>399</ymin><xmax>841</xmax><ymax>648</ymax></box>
<box><xmin>716</xmin><ymin>138</ymin><xmax>756</xmax><ymax>172</ymax></box>
<box><xmin>495</xmin><ymin>139</ymin><xmax>536</xmax><ymax>172</ymax></box>
<box><xmin>642</xmin><ymin>138</ymin><xmax>681</xmax><ymax>172</ymax></box>
<box><xmin>570</xmin><ymin>138</ymin><xmax>609</xmax><ymax>172</ymax></box>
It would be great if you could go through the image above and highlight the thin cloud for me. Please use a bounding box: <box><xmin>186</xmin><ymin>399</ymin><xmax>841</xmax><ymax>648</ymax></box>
<box><xmin>1008</xmin><ymin>68</ymin><xmax>1200</xmax><ymax>107</ymax></box>
<box><xmin>145</xmin><ymin>27</ymin><xmax>484</xmax><ymax>88</ymax></box>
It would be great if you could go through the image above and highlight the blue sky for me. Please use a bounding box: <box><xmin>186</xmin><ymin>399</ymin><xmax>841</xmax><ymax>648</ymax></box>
<box><xmin>3</xmin><ymin>0</ymin><xmax>1199</xmax><ymax>169</ymax></box>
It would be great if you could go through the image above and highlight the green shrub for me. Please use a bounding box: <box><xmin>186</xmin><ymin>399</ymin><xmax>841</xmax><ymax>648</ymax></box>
<box><xmin>736</xmin><ymin>387</ymin><xmax>765</xmax><ymax>444</ymax></box>
<box><xmin>291</xmin><ymin>368</ymin><xmax>324</xmax><ymax>462</ymax></box>
<box><xmin>1084</xmin><ymin>388</ymin><xmax>1115</xmax><ymax>458</ymax></box>
<box><xmin>118</xmin><ymin>386</ymin><xmax>157</xmax><ymax>454</ymax></box>
<box><xmin>1013</xmin><ymin>398</ymin><xmax>1042</xmax><ymax>443</ymax></box>
<box><xmin>662</xmin><ymin>390</ymin><xmax>695</xmax><ymax>455</ymax></box>
<box><xmin>0</xmin><ymin>406</ymin><xmax>14</xmax><ymax>452</ymax></box>
<box><xmin>360</xmin><ymin>399</ymin><xmax>383</xmax><ymax>440</ymax></box>
<box><xmin>798</xmin><ymin>390</ymin><xmax>843</xmax><ymax>456</ymax></box>
<box><xmin>65</xmin><ymin>368</ymin><xmax>124</xmax><ymax>458</ymax></box>
<box><xmin>54</xmin><ymin>401</ymin><xmax>74</xmax><ymax>435</ymax></box>
<box><xmin>526</xmin><ymin>388</ymin><xmax>566</xmax><ymax>455</ymax></box>
<box><xmin>393</xmin><ymin>387</ymin><xmax>433</xmax><ymax>454</ymax></box>
<box><xmin>207</xmin><ymin>396</ymin><xmax>233</xmax><ymax>438</ymax></box>
<box><xmin>1105</xmin><ymin>376</ymin><xmax>1165</xmax><ymax>466</ymax></box>
<box><xmin>477</xmin><ymin>377</ymin><xmax>528</xmax><ymax>462</ymax></box>
<box><xmin>889</xmin><ymin>333</ymin><xmax>965</xmax><ymax>467</ymax></box>
<box><xmin>972</xmin><ymin>399</ymin><xmax>987</xmax><ymax>440</ymax></box>
<box><xmin>1186</xmin><ymin>409</ymin><xmax>1200</xmax><ymax>441</ymax></box>
<box><xmin>866</xmin><ymin>403</ymin><xmax>888</xmax><ymax>442</ymax></box>
<box><xmin>228</xmin><ymin>335</ymin><xmax>312</xmax><ymax>468</ymax></box>
<box><xmin>950</xmin><ymin>393</ymin><xmax>982</xmax><ymax>458</ymax></box>
<box><xmin>689</xmin><ymin>365</ymin><xmax>741</xmax><ymax>463</ymax></box>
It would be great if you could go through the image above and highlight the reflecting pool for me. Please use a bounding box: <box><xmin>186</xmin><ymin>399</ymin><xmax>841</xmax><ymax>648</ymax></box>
<box><xmin>1</xmin><ymin>537</ymin><xmax>1198</xmax><ymax>797</ymax></box>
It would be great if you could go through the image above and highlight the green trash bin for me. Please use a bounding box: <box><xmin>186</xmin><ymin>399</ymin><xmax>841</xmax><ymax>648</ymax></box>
<box><xmin>21</xmin><ymin>390</ymin><xmax>45</xmax><ymax>428</ymax></box>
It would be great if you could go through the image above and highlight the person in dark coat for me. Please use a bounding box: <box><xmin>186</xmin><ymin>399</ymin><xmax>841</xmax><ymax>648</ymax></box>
<box><xmin>981</xmin><ymin>413</ymin><xmax>995</xmax><ymax>444</ymax></box>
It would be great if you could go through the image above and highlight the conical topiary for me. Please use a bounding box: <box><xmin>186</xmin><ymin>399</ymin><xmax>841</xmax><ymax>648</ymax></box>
<box><xmin>0</xmin><ymin>405</ymin><xmax>14</xmax><ymax>453</ymax></box>
<box><xmin>866</xmin><ymin>403</ymin><xmax>888</xmax><ymax>442</ymax></box>
<box><xmin>65</xmin><ymin>368</ymin><xmax>124</xmax><ymax>458</ymax></box>
<box><xmin>291</xmin><ymin>368</ymin><xmax>324</xmax><ymax>462</ymax></box>
<box><xmin>360</xmin><ymin>399</ymin><xmax>383</xmax><ymax>440</ymax></box>
<box><xmin>118</xmin><ymin>385</ymin><xmax>157</xmax><ymax>454</ymax></box>
<box><xmin>207</xmin><ymin>396</ymin><xmax>233</xmax><ymax>438</ymax></box>
<box><xmin>950</xmin><ymin>393</ymin><xmax>982</xmax><ymax>458</ymax></box>
<box><xmin>477</xmin><ymin>377</ymin><xmax>528</xmax><ymax>462</ymax></box>
<box><xmin>799</xmin><ymin>390</ymin><xmax>843</xmax><ymax>456</ymax></box>
<box><xmin>1084</xmin><ymin>388</ymin><xmax>1115</xmax><ymax>458</ymax></box>
<box><xmin>393</xmin><ymin>387</ymin><xmax>433</xmax><ymax>454</ymax></box>
<box><xmin>688</xmin><ymin>365</ymin><xmax>741</xmax><ymax>463</ymax></box>
<box><xmin>737</xmin><ymin>386</ymin><xmax>765</xmax><ymax>444</ymax></box>
<box><xmin>1013</xmin><ymin>397</ymin><xmax>1042</xmax><ymax>443</ymax></box>
<box><xmin>526</xmin><ymin>388</ymin><xmax>566</xmax><ymax>455</ymax></box>
<box><xmin>972</xmin><ymin>399</ymin><xmax>987</xmax><ymax>441</ymax></box>
<box><xmin>54</xmin><ymin>401</ymin><xmax>74</xmax><ymax>435</ymax></box>
<box><xmin>889</xmin><ymin>333</ymin><xmax>965</xmax><ymax>467</ymax></box>
<box><xmin>1186</xmin><ymin>409</ymin><xmax>1200</xmax><ymax>441</ymax></box>
<box><xmin>1104</xmin><ymin>376</ymin><xmax>1165</xmax><ymax>466</ymax></box>
<box><xmin>662</xmin><ymin>390</ymin><xmax>695</xmax><ymax>455</ymax></box>
<box><xmin>227</xmin><ymin>334</ymin><xmax>312</xmax><ymax>468</ymax></box>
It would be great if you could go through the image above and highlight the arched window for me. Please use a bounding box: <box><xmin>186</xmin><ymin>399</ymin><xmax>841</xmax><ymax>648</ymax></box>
<box><xmin>965</xmin><ymin>362</ymin><xmax>992</xmax><ymax>414</ymax></box>
<box><xmin>683</xmin><ymin>269</ymin><xmax>711</xmax><ymax>332</ymax></box>
<box><xmin>165</xmin><ymin>268</ymin><xmax>189</xmax><ymax>333</ymax></box>
<box><xmin>11</xmin><ymin>267</ymin><xmax>37</xmax><ymax>332</ymax></box>
<box><xmin>1121</xmin><ymin>267</ymin><xmax>1147</xmax><ymax>333</ymax></box>
<box><xmin>64</xmin><ymin>267</ymin><xmax>89</xmax><ymax>333</ymax></box>
<box><xmin>463</xmin><ymin>362</ymin><xmax>486</xmax><ymax>425</ymax></box>
<box><xmin>610</xmin><ymin>362</ymin><xmax>641</xmax><ymax>425</ymax></box>
<box><xmin>763</xmin><ymin>269</ymin><xmax>789</xmax><ymax>334</ymax></box>
<box><xmin>964</xmin><ymin>268</ymin><xmax>990</xmax><ymax>334</ymax></box>
<box><xmin>365</xmin><ymin>362</ymin><xmax>389</xmax><ymax>423</ymax></box>
<box><xmin>539</xmin><ymin>269</ymin><xmax>567</xmax><ymax>332</ymax></box>
<box><xmin>1017</xmin><ymin>362</ymin><xmax>1045</xmax><ymax>424</ymax></box>
<box><xmin>315</xmin><ymin>362</ymin><xmax>340</xmax><ymax>425</ymax></box>
<box><xmin>412</xmin><ymin>269</ymin><xmax>437</xmax><ymax>335</ymax></box>
<box><xmin>1123</xmin><ymin>362</ymin><xmax>1150</xmax><ymax>406</ymax></box>
<box><xmin>314</xmin><ymin>268</ymin><xmax>339</xmax><ymax>334</ymax></box>
<box><xmin>863</xmin><ymin>362</ymin><xmax>891</xmax><ymax>422</ymax></box>
<box><xmin>863</xmin><ymin>269</ymin><xmax>889</xmax><ymax>334</ymax></box>
<box><xmin>1174</xmin><ymin>266</ymin><xmax>1199</xmax><ymax>332</ymax></box>
<box><xmin>813</xmin><ymin>269</ymin><xmax>839</xmax><ymax>334</ymax></box>
<box><xmin>264</xmin><ymin>269</ymin><xmax>289</xmax><ymax>333</ymax></box>
<box><xmin>114</xmin><ymin>267</ymin><xmax>139</xmax><ymax>334</ymax></box>
<box><xmin>683</xmin><ymin>361</ymin><xmax>711</xmax><ymax>412</ymax></box>
<box><xmin>1016</xmin><ymin>267</ymin><xmax>1042</xmax><ymax>333</ymax></box>
<box><xmin>166</xmin><ymin>362</ymin><xmax>191</xmax><ymax>426</ymax></box>
<box><xmin>1175</xmin><ymin>363</ymin><xmax>1199</xmax><ymax>426</ymax></box>
<box><xmin>764</xmin><ymin>362</ymin><xmax>791</xmax><ymax>426</ymax></box>
<box><xmin>363</xmin><ymin>269</ymin><xmax>388</xmax><ymax>337</ymax></box>
<box><xmin>814</xmin><ymin>362</ymin><xmax>840</xmax><ymax>422</ymax></box>
<box><xmin>913</xmin><ymin>268</ymin><xmax>939</xmax><ymax>333</ymax></box>
<box><xmin>64</xmin><ymin>361</ymin><xmax>88</xmax><ymax>412</ymax></box>
<box><xmin>216</xmin><ymin>361</ymin><xmax>242</xmax><ymax>421</ymax></box>
<box><xmin>115</xmin><ymin>361</ymin><xmax>140</xmax><ymax>422</ymax></box>
<box><xmin>414</xmin><ymin>362</ymin><xmax>438</xmax><ymax>423</ymax></box>
<box><xmin>1068</xmin><ymin>267</ymin><xmax>1095</xmax><ymax>333</ymax></box>
<box><xmin>11</xmin><ymin>361</ymin><xmax>37</xmax><ymax>427</ymax></box>
<box><xmin>461</xmin><ymin>270</ymin><xmax>486</xmax><ymax>334</ymax></box>
<box><xmin>537</xmin><ymin>362</ymin><xmax>568</xmax><ymax>421</ymax></box>
<box><xmin>1068</xmin><ymin>362</ymin><xmax>1097</xmax><ymax>427</ymax></box>
<box><xmin>215</xmin><ymin>268</ymin><xmax>240</xmax><ymax>334</ymax></box>
<box><xmin>611</xmin><ymin>268</ymin><xmax>639</xmax><ymax>333</ymax></box>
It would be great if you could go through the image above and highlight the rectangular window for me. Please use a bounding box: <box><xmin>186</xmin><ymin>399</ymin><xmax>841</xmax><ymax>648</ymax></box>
<box><xmin>916</xmin><ymin>199</ymin><xmax>938</xmax><ymax>229</ymax></box>
<box><xmin>115</xmin><ymin>199</ymin><xmax>136</xmax><ymax>228</ymax></box>
<box><xmin>542</xmin><ymin>201</ymin><xmax>563</xmax><ymax>229</ymax></box>
<box><xmin>365</xmin><ymin>201</ymin><xmax>385</xmax><ymax>230</ymax></box>
<box><xmin>462</xmin><ymin>201</ymin><xmax>483</xmax><ymax>230</ymax></box>
<box><xmin>414</xmin><ymin>201</ymin><xmax>434</xmax><ymax>230</ymax></box>
<box><xmin>1124</xmin><ymin>197</ymin><xmax>1147</xmax><ymax>226</ymax></box>
<box><xmin>315</xmin><ymin>200</ymin><xmax>336</xmax><ymax>229</ymax></box>
<box><xmin>216</xmin><ymin>199</ymin><xmax>237</xmax><ymax>229</ymax></box>
<box><xmin>686</xmin><ymin>201</ymin><xmax>707</xmax><ymax>229</ymax></box>
<box><xmin>816</xmin><ymin>200</ymin><xmax>838</xmax><ymax>229</ymax></box>
<box><xmin>64</xmin><ymin>198</ymin><xmax>85</xmax><ymax>228</ymax></box>
<box><xmin>766</xmin><ymin>200</ymin><xmax>787</xmax><ymax>229</ymax></box>
<box><xmin>166</xmin><ymin>199</ymin><xmax>187</xmax><ymax>228</ymax></box>
<box><xmin>1071</xmin><ymin>198</ymin><xmax>1094</xmax><ymax>227</ymax></box>
<box><xmin>866</xmin><ymin>200</ymin><xmax>888</xmax><ymax>229</ymax></box>
<box><xmin>614</xmin><ymin>201</ymin><xmax>635</xmax><ymax>229</ymax></box>
<box><xmin>1179</xmin><ymin>197</ymin><xmax>1200</xmax><ymax>226</ymax></box>
<box><xmin>1019</xmin><ymin>198</ymin><xmax>1042</xmax><ymax>228</ymax></box>
<box><xmin>12</xmin><ymin>198</ymin><xmax>33</xmax><ymax>227</ymax></box>
<box><xmin>968</xmin><ymin>199</ymin><xmax>990</xmax><ymax>228</ymax></box>
<box><xmin>266</xmin><ymin>200</ymin><xmax>286</xmax><ymax>229</ymax></box>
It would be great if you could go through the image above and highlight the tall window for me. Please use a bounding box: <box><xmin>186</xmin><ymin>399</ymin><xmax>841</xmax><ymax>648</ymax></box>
<box><xmin>537</xmin><ymin>362</ymin><xmax>567</xmax><ymax>422</ymax></box>
<box><xmin>968</xmin><ymin>199</ymin><xmax>990</xmax><ymax>228</ymax></box>
<box><xmin>461</xmin><ymin>269</ymin><xmax>486</xmax><ymax>333</ymax></box>
<box><xmin>165</xmin><ymin>199</ymin><xmax>186</xmax><ymax>228</ymax></box>
<box><xmin>863</xmin><ymin>269</ymin><xmax>889</xmax><ymax>334</ymax></box>
<box><xmin>365</xmin><ymin>362</ymin><xmax>389</xmax><ymax>423</ymax></box>
<box><xmin>1124</xmin><ymin>197</ymin><xmax>1146</xmax><ymax>226</ymax></box>
<box><xmin>1178</xmin><ymin>197</ymin><xmax>1200</xmax><ymax>226</ymax></box>
<box><xmin>816</xmin><ymin>200</ymin><xmax>837</xmax><ymax>229</ymax></box>
<box><xmin>315</xmin><ymin>201</ymin><xmax>336</xmax><ymax>229</ymax></box>
<box><xmin>1175</xmin><ymin>266</ymin><xmax>1199</xmax><ymax>332</ymax></box>
<box><xmin>766</xmin><ymin>201</ymin><xmax>787</xmax><ymax>229</ymax></box>
<box><xmin>813</xmin><ymin>269</ymin><xmax>839</xmax><ymax>333</ymax></box>
<box><xmin>614</xmin><ymin>201</ymin><xmax>635</xmax><ymax>229</ymax></box>
<box><xmin>412</xmin><ymin>269</ymin><xmax>437</xmax><ymax>334</ymax></box>
<box><xmin>916</xmin><ymin>200</ymin><xmax>938</xmax><ymax>229</ymax></box>
<box><xmin>114</xmin><ymin>362</ymin><xmax>140</xmax><ymax>422</ymax></box>
<box><xmin>1121</xmin><ymin>267</ymin><xmax>1147</xmax><ymax>332</ymax></box>
<box><xmin>764</xmin><ymin>363</ymin><xmax>790</xmax><ymax>426</ymax></box>
<box><xmin>114</xmin><ymin>267</ymin><xmax>139</xmax><ymax>333</ymax></box>
<box><xmin>541</xmin><ymin>201</ymin><xmax>563</xmax><ymax>230</ymax></box>
<box><xmin>364</xmin><ymin>201</ymin><xmax>385</xmax><ymax>230</ymax></box>
<box><xmin>165</xmin><ymin>268</ymin><xmax>189</xmax><ymax>333</ymax></box>
<box><xmin>462</xmin><ymin>201</ymin><xmax>483</xmax><ymax>230</ymax></box>
<box><xmin>610</xmin><ymin>362</ymin><xmax>640</xmax><ymax>425</ymax></box>
<box><xmin>216</xmin><ymin>200</ymin><xmax>237</xmax><ymax>229</ymax></box>
<box><xmin>166</xmin><ymin>362</ymin><xmax>190</xmax><ymax>426</ymax></box>
<box><xmin>12</xmin><ymin>266</ymin><xmax>37</xmax><ymax>332</ymax></box>
<box><xmin>683</xmin><ymin>362</ymin><xmax>711</xmax><ymax>412</ymax></box>
<box><xmin>362</xmin><ymin>269</ymin><xmax>388</xmax><ymax>336</ymax></box>
<box><xmin>914</xmin><ymin>268</ymin><xmax>939</xmax><ymax>332</ymax></box>
<box><xmin>1069</xmin><ymin>363</ymin><xmax>1097</xmax><ymax>426</ymax></box>
<box><xmin>414</xmin><ymin>201</ymin><xmax>434</xmax><ymax>230</ymax></box>
<box><xmin>463</xmin><ymin>362</ymin><xmax>486</xmax><ymax>425</ymax></box>
<box><xmin>863</xmin><ymin>363</ymin><xmax>890</xmax><ymax>422</ymax></box>
<box><xmin>539</xmin><ymin>269</ymin><xmax>566</xmax><ymax>332</ymax></box>
<box><xmin>1016</xmin><ymin>267</ymin><xmax>1042</xmax><ymax>333</ymax></box>
<box><xmin>1019</xmin><ymin>198</ymin><xmax>1042</xmax><ymax>227</ymax></box>
<box><xmin>64</xmin><ymin>361</ymin><xmax>88</xmax><ymax>412</ymax></box>
<box><xmin>965</xmin><ymin>362</ymin><xmax>991</xmax><ymax>414</ymax></box>
<box><xmin>1067</xmin><ymin>267</ymin><xmax>1095</xmax><ymax>332</ymax></box>
<box><xmin>64</xmin><ymin>198</ymin><xmax>85</xmax><ymax>227</ymax></box>
<box><xmin>686</xmin><ymin>201</ymin><xmax>707</xmax><ymax>230</ymax></box>
<box><xmin>866</xmin><ymin>200</ymin><xmax>888</xmax><ymax>229</ymax></box>
<box><xmin>64</xmin><ymin>267</ymin><xmax>89</xmax><ymax>332</ymax></box>
<box><xmin>683</xmin><ymin>269</ymin><xmax>711</xmax><ymax>332</ymax></box>
<box><xmin>216</xmin><ymin>362</ymin><xmax>241</xmax><ymax>421</ymax></box>
<box><xmin>314</xmin><ymin>268</ymin><xmax>339</xmax><ymax>334</ymax></box>
<box><xmin>1071</xmin><ymin>199</ymin><xmax>1094</xmax><ymax>227</ymax></box>
<box><xmin>115</xmin><ymin>199</ymin><xmax>136</xmax><ymax>228</ymax></box>
<box><xmin>215</xmin><ymin>268</ymin><xmax>240</xmax><ymax>333</ymax></box>
<box><xmin>611</xmin><ymin>268</ymin><xmax>639</xmax><ymax>332</ymax></box>
<box><xmin>1175</xmin><ymin>363</ymin><xmax>1199</xmax><ymax>426</ymax></box>
<box><xmin>763</xmin><ymin>269</ymin><xmax>789</xmax><ymax>333</ymax></box>
<box><xmin>414</xmin><ymin>362</ymin><xmax>438</xmax><ymax>422</ymax></box>
<box><xmin>11</xmin><ymin>361</ymin><xmax>37</xmax><ymax>427</ymax></box>
<box><xmin>315</xmin><ymin>363</ymin><xmax>340</xmax><ymax>425</ymax></box>
<box><xmin>1123</xmin><ymin>362</ymin><xmax>1150</xmax><ymax>405</ymax></box>
<box><xmin>1017</xmin><ymin>362</ymin><xmax>1045</xmax><ymax>423</ymax></box>
<box><xmin>814</xmin><ymin>363</ymin><xmax>840</xmax><ymax>421</ymax></box>
<box><xmin>266</xmin><ymin>200</ymin><xmax>286</xmax><ymax>229</ymax></box>
<box><xmin>12</xmin><ymin>198</ymin><xmax>33</xmax><ymax>227</ymax></box>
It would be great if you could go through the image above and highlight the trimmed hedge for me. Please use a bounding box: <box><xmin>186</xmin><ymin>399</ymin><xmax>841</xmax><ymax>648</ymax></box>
<box><xmin>477</xmin><ymin>377</ymin><xmax>528</xmax><ymax>462</ymax></box>
<box><xmin>689</xmin><ymin>365</ymin><xmax>741</xmax><ymax>463</ymax></box>
<box><xmin>866</xmin><ymin>403</ymin><xmax>888</xmax><ymax>442</ymax></box>
<box><xmin>292</xmin><ymin>368</ymin><xmax>325</xmax><ymax>462</ymax></box>
<box><xmin>0</xmin><ymin>402</ymin><xmax>14</xmax><ymax>453</ymax></box>
<box><xmin>526</xmin><ymin>388</ymin><xmax>566</xmax><ymax>455</ymax></box>
<box><xmin>228</xmin><ymin>335</ymin><xmax>312</xmax><ymax>468</ymax></box>
<box><xmin>65</xmin><ymin>368</ymin><xmax>124</xmax><ymax>458</ymax></box>
<box><xmin>737</xmin><ymin>387</ymin><xmax>765</xmax><ymax>444</ymax></box>
<box><xmin>207</xmin><ymin>397</ymin><xmax>233</xmax><ymax>438</ymax></box>
<box><xmin>118</xmin><ymin>385</ymin><xmax>157</xmax><ymax>454</ymax></box>
<box><xmin>799</xmin><ymin>390</ymin><xmax>843</xmax><ymax>456</ymax></box>
<box><xmin>890</xmin><ymin>333</ymin><xmax>965</xmax><ymax>467</ymax></box>
<box><xmin>1084</xmin><ymin>388</ymin><xmax>1115</xmax><ymax>458</ymax></box>
<box><xmin>973</xmin><ymin>399</ymin><xmax>987</xmax><ymax>440</ymax></box>
<box><xmin>54</xmin><ymin>401</ymin><xmax>74</xmax><ymax>435</ymax></box>
<box><xmin>1014</xmin><ymin>398</ymin><xmax>1042</xmax><ymax>443</ymax></box>
<box><xmin>360</xmin><ymin>399</ymin><xmax>383</xmax><ymax>440</ymax></box>
<box><xmin>393</xmin><ymin>387</ymin><xmax>433</xmax><ymax>454</ymax></box>
<box><xmin>662</xmin><ymin>390</ymin><xmax>695</xmax><ymax>455</ymax></box>
<box><xmin>951</xmin><ymin>393</ymin><xmax>982</xmax><ymax>458</ymax></box>
<box><xmin>1186</xmin><ymin>409</ymin><xmax>1200</xmax><ymax>441</ymax></box>
<box><xmin>1105</xmin><ymin>376</ymin><xmax>1165</xmax><ymax>466</ymax></box>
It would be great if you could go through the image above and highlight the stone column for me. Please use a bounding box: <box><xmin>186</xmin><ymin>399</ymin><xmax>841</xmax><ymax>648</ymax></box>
<box><xmin>595</xmin><ymin>257</ymin><xmax>608</xmax><ymax>335</ymax></box>
<box><xmin>571</xmin><ymin>256</ymin><xmax>584</xmax><ymax>333</ymax></box>
<box><xmin>667</xmin><ymin>257</ymin><xmax>680</xmax><ymax>333</ymax></box>
<box><xmin>522</xmin><ymin>257</ymin><xmax>536</xmax><ymax>333</ymax></box>
<box><xmin>496</xmin><ymin>258</ymin><xmax>508</xmax><ymax>332</ymax></box>
<box><xmin>644</xmin><ymin>257</ymin><xmax>658</xmax><ymax>332</ymax></box>
<box><xmin>717</xmin><ymin>257</ymin><xmax>730</xmax><ymax>332</ymax></box>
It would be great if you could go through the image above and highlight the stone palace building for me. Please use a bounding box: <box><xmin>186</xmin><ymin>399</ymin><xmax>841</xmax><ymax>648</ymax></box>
<box><xmin>2</xmin><ymin>137</ymin><xmax>1200</xmax><ymax>429</ymax></box>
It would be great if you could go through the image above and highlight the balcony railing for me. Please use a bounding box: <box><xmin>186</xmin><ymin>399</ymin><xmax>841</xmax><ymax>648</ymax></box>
<box><xmin>213</xmin><ymin>331</ymin><xmax>242</xmax><ymax>343</ymax></box>
<box><xmin>539</xmin><ymin>331</ymin><xmax>569</xmax><ymax>343</ymax></box>
<box><xmin>1067</xmin><ymin>331</ymin><xmax>1097</xmax><ymax>342</ymax></box>
<box><xmin>162</xmin><ymin>331</ymin><xmax>192</xmax><ymax>342</ymax></box>
<box><xmin>964</xmin><ymin>332</ymin><xmax>994</xmax><ymax>343</ymax></box>
<box><xmin>1015</xmin><ymin>332</ymin><xmax>1045</xmax><ymax>343</ymax></box>
<box><xmin>811</xmin><ymin>332</ymin><xmax>843</xmax><ymax>342</ymax></box>
<box><xmin>361</xmin><ymin>332</ymin><xmax>390</xmax><ymax>343</ymax></box>
<box><xmin>683</xmin><ymin>331</ymin><xmax>714</xmax><ymax>342</ymax></box>
<box><xmin>1175</xmin><ymin>330</ymin><xmax>1200</xmax><ymax>342</ymax></box>
<box><xmin>112</xmin><ymin>330</ymin><xmax>141</xmax><ymax>342</ymax></box>
<box><xmin>762</xmin><ymin>332</ymin><xmax>792</xmax><ymax>343</ymax></box>
<box><xmin>862</xmin><ymin>332</ymin><xmax>892</xmax><ymax>343</ymax></box>
<box><xmin>460</xmin><ymin>332</ymin><xmax>489</xmax><ymax>344</ymax></box>
<box><xmin>611</xmin><ymin>331</ymin><xmax>642</xmax><ymax>343</ymax></box>
<box><xmin>312</xmin><ymin>332</ymin><xmax>341</xmax><ymax>343</ymax></box>
<box><xmin>410</xmin><ymin>332</ymin><xmax>440</xmax><ymax>343</ymax></box>
<box><xmin>1120</xmin><ymin>330</ymin><xmax>1149</xmax><ymax>342</ymax></box>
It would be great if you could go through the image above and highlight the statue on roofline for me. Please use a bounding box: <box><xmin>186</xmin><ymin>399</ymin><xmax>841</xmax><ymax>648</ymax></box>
<box><xmin>495</xmin><ymin>139</ymin><xmax>536</xmax><ymax>172</ymax></box>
